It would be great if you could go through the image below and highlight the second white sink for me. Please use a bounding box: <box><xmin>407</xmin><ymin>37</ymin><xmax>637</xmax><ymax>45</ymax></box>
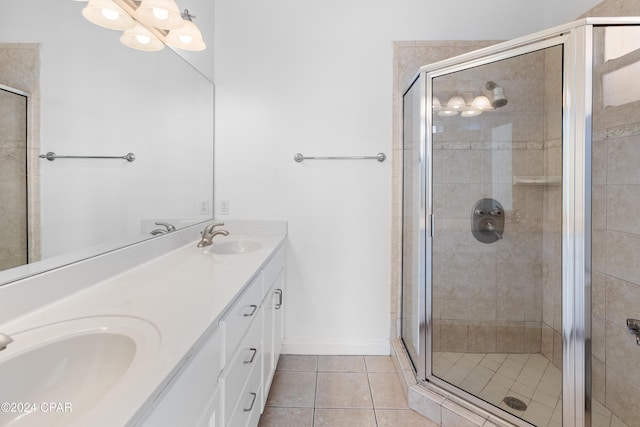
<box><xmin>211</xmin><ymin>239</ymin><xmax>262</xmax><ymax>255</ymax></box>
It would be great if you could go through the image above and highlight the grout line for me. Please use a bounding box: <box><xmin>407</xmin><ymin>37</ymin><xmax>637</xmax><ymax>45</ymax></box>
<box><xmin>312</xmin><ymin>366</ymin><xmax>318</xmax><ymax>427</ymax></box>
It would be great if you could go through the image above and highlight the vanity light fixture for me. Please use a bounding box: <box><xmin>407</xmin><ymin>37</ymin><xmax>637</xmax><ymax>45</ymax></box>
<box><xmin>73</xmin><ymin>0</ymin><xmax>206</xmax><ymax>52</ymax></box>
<box><xmin>434</xmin><ymin>81</ymin><xmax>508</xmax><ymax>118</ymax></box>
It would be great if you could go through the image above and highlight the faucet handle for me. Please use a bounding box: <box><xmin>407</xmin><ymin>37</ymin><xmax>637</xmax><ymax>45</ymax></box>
<box><xmin>204</xmin><ymin>221</ymin><xmax>225</xmax><ymax>234</ymax></box>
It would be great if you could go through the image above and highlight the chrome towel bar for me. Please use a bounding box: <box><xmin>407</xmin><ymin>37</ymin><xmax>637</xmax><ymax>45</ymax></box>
<box><xmin>39</xmin><ymin>152</ymin><xmax>136</xmax><ymax>162</ymax></box>
<box><xmin>294</xmin><ymin>152</ymin><xmax>386</xmax><ymax>163</ymax></box>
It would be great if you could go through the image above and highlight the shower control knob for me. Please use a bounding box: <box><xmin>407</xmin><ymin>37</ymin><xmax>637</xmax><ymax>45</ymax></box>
<box><xmin>490</xmin><ymin>209</ymin><xmax>503</xmax><ymax>217</ymax></box>
<box><xmin>474</xmin><ymin>209</ymin><xmax>486</xmax><ymax>216</ymax></box>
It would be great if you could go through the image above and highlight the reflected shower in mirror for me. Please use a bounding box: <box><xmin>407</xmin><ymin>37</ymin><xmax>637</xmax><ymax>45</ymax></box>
<box><xmin>0</xmin><ymin>0</ymin><xmax>214</xmax><ymax>286</ymax></box>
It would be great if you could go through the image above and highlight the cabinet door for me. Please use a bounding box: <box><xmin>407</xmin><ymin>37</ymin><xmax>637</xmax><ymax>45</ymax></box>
<box><xmin>262</xmin><ymin>271</ymin><xmax>285</xmax><ymax>410</ymax></box>
<box><xmin>273</xmin><ymin>277</ymin><xmax>284</xmax><ymax>367</ymax></box>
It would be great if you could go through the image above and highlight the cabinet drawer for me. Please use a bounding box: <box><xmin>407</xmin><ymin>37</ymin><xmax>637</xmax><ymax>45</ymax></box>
<box><xmin>221</xmin><ymin>315</ymin><xmax>262</xmax><ymax>425</ymax></box>
<box><xmin>227</xmin><ymin>359</ymin><xmax>262</xmax><ymax>427</ymax></box>
<box><xmin>221</xmin><ymin>274</ymin><xmax>264</xmax><ymax>362</ymax></box>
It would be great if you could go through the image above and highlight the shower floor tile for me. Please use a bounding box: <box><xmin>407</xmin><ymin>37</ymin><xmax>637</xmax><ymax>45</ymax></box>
<box><xmin>433</xmin><ymin>352</ymin><xmax>561</xmax><ymax>426</ymax></box>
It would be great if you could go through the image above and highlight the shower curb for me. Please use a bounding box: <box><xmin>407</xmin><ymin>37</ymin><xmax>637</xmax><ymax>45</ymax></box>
<box><xmin>391</xmin><ymin>339</ymin><xmax>517</xmax><ymax>427</ymax></box>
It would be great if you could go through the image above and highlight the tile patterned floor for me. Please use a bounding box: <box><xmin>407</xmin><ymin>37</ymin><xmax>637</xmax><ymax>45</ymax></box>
<box><xmin>434</xmin><ymin>352</ymin><xmax>562</xmax><ymax>427</ymax></box>
<box><xmin>259</xmin><ymin>355</ymin><xmax>438</xmax><ymax>427</ymax></box>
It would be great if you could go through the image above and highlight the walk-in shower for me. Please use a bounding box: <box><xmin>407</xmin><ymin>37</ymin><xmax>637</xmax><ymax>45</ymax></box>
<box><xmin>401</xmin><ymin>18</ymin><xmax>640</xmax><ymax>427</ymax></box>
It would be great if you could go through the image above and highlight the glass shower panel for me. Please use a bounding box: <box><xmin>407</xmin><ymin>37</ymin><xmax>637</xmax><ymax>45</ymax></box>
<box><xmin>590</xmin><ymin>25</ymin><xmax>639</xmax><ymax>427</ymax></box>
<box><xmin>430</xmin><ymin>45</ymin><xmax>564</xmax><ymax>426</ymax></box>
<box><xmin>402</xmin><ymin>76</ymin><xmax>425</xmax><ymax>373</ymax></box>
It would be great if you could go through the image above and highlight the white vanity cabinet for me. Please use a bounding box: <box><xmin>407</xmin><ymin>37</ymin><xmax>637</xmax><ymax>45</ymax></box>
<box><xmin>221</xmin><ymin>245</ymin><xmax>285</xmax><ymax>427</ymax></box>
<box><xmin>136</xmin><ymin>328</ymin><xmax>224</xmax><ymax>427</ymax></box>
<box><xmin>136</xmin><ymin>244</ymin><xmax>285</xmax><ymax>427</ymax></box>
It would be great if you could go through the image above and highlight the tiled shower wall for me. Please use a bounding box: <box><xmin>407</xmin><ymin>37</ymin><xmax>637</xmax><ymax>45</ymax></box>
<box><xmin>0</xmin><ymin>44</ymin><xmax>40</xmax><ymax>270</ymax></box>
<box><xmin>586</xmin><ymin>1</ymin><xmax>640</xmax><ymax>424</ymax></box>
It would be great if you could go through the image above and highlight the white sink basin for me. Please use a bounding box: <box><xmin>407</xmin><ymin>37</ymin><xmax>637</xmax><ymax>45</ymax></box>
<box><xmin>0</xmin><ymin>316</ymin><xmax>160</xmax><ymax>427</ymax></box>
<box><xmin>211</xmin><ymin>239</ymin><xmax>262</xmax><ymax>255</ymax></box>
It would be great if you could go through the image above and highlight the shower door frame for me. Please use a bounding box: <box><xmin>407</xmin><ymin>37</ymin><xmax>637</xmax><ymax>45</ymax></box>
<box><xmin>406</xmin><ymin>18</ymin><xmax>624</xmax><ymax>427</ymax></box>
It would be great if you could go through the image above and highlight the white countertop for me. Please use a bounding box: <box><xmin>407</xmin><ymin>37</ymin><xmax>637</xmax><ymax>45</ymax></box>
<box><xmin>0</xmin><ymin>221</ymin><xmax>287</xmax><ymax>427</ymax></box>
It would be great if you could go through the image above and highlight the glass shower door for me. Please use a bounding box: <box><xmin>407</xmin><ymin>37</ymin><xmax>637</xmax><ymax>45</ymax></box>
<box><xmin>428</xmin><ymin>45</ymin><xmax>564</xmax><ymax>426</ymax></box>
<box><xmin>402</xmin><ymin>75</ymin><xmax>427</xmax><ymax>378</ymax></box>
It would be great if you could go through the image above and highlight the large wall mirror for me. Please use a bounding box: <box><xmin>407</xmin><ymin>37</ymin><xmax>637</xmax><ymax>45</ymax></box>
<box><xmin>0</xmin><ymin>1</ymin><xmax>214</xmax><ymax>286</ymax></box>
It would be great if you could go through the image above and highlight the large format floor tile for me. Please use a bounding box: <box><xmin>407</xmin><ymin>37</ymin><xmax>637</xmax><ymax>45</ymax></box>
<box><xmin>260</xmin><ymin>355</ymin><xmax>434</xmax><ymax>427</ymax></box>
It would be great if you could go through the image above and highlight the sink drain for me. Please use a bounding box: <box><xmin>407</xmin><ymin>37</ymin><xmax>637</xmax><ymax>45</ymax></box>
<box><xmin>503</xmin><ymin>396</ymin><xmax>528</xmax><ymax>411</ymax></box>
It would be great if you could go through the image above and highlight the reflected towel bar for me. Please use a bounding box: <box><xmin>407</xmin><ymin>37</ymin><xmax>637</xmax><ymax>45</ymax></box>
<box><xmin>294</xmin><ymin>152</ymin><xmax>386</xmax><ymax>163</ymax></box>
<box><xmin>39</xmin><ymin>152</ymin><xmax>136</xmax><ymax>162</ymax></box>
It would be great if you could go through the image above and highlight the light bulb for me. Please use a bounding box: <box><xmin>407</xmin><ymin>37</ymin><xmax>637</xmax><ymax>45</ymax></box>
<box><xmin>136</xmin><ymin>34</ymin><xmax>152</xmax><ymax>44</ymax></box>
<box><xmin>471</xmin><ymin>95</ymin><xmax>492</xmax><ymax>111</ymax></box>
<box><xmin>461</xmin><ymin>110</ymin><xmax>482</xmax><ymax>117</ymax></box>
<box><xmin>153</xmin><ymin>7</ymin><xmax>169</xmax><ymax>20</ymax></box>
<box><xmin>447</xmin><ymin>96</ymin><xmax>466</xmax><ymax>110</ymax></box>
<box><xmin>120</xmin><ymin>22</ymin><xmax>164</xmax><ymax>51</ymax></box>
<box><xmin>179</xmin><ymin>34</ymin><xmax>193</xmax><ymax>44</ymax></box>
<box><xmin>100</xmin><ymin>8</ymin><xmax>120</xmax><ymax>21</ymax></box>
<box><xmin>82</xmin><ymin>0</ymin><xmax>134</xmax><ymax>31</ymax></box>
<box><xmin>438</xmin><ymin>109</ymin><xmax>458</xmax><ymax>117</ymax></box>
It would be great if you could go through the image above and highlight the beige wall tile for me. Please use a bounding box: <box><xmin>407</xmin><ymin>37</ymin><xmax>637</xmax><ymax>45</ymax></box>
<box><xmin>605</xmin><ymin>367</ymin><xmax>640</xmax><ymax>427</ymax></box>
<box><xmin>606</xmin><ymin>230</ymin><xmax>640</xmax><ymax>285</ymax></box>
<box><xmin>607</xmin><ymin>185</ymin><xmax>640</xmax><ymax>234</ymax></box>
<box><xmin>468</xmin><ymin>322</ymin><xmax>497</xmax><ymax>353</ymax></box>
<box><xmin>496</xmin><ymin>321</ymin><xmax>525</xmax><ymax>353</ymax></box>
<box><xmin>605</xmin><ymin>319</ymin><xmax>640</xmax><ymax>387</ymax></box>
<box><xmin>440</xmin><ymin>320</ymin><xmax>469</xmax><ymax>352</ymax></box>
<box><xmin>608</xmin><ymin>135</ymin><xmax>640</xmax><ymax>185</ymax></box>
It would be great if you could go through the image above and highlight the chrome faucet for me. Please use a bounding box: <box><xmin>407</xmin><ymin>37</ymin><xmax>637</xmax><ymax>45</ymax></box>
<box><xmin>0</xmin><ymin>333</ymin><xmax>13</xmax><ymax>351</ymax></box>
<box><xmin>197</xmin><ymin>222</ymin><xmax>229</xmax><ymax>247</ymax></box>
<box><xmin>151</xmin><ymin>222</ymin><xmax>176</xmax><ymax>235</ymax></box>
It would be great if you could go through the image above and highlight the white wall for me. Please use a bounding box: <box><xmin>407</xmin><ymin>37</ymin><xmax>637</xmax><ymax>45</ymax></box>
<box><xmin>543</xmin><ymin>0</ymin><xmax>602</xmax><ymax>27</ymax></box>
<box><xmin>213</xmin><ymin>0</ymin><xmax>550</xmax><ymax>354</ymax></box>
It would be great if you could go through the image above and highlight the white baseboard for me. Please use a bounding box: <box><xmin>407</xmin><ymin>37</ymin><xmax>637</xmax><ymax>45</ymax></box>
<box><xmin>282</xmin><ymin>338</ymin><xmax>390</xmax><ymax>355</ymax></box>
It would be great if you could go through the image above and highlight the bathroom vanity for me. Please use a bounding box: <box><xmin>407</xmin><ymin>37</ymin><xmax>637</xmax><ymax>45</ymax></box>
<box><xmin>0</xmin><ymin>220</ymin><xmax>287</xmax><ymax>427</ymax></box>
<box><xmin>137</xmin><ymin>235</ymin><xmax>286</xmax><ymax>427</ymax></box>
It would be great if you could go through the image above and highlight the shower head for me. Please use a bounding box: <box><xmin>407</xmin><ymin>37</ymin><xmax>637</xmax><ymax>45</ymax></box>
<box><xmin>486</xmin><ymin>81</ymin><xmax>508</xmax><ymax>108</ymax></box>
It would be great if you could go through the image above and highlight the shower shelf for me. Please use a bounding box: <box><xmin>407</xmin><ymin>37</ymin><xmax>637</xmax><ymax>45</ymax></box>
<box><xmin>512</xmin><ymin>176</ymin><xmax>561</xmax><ymax>186</ymax></box>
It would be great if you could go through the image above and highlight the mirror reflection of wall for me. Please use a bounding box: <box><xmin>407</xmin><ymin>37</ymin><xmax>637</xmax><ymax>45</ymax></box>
<box><xmin>0</xmin><ymin>86</ymin><xmax>29</xmax><ymax>271</ymax></box>
<box><xmin>0</xmin><ymin>1</ymin><xmax>214</xmax><ymax>285</ymax></box>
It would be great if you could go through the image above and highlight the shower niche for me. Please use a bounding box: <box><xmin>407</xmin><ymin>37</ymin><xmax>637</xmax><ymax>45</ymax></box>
<box><xmin>401</xmin><ymin>18</ymin><xmax>640</xmax><ymax>427</ymax></box>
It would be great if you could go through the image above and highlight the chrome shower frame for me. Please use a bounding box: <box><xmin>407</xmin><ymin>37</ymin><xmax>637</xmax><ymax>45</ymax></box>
<box><xmin>402</xmin><ymin>17</ymin><xmax>640</xmax><ymax>427</ymax></box>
